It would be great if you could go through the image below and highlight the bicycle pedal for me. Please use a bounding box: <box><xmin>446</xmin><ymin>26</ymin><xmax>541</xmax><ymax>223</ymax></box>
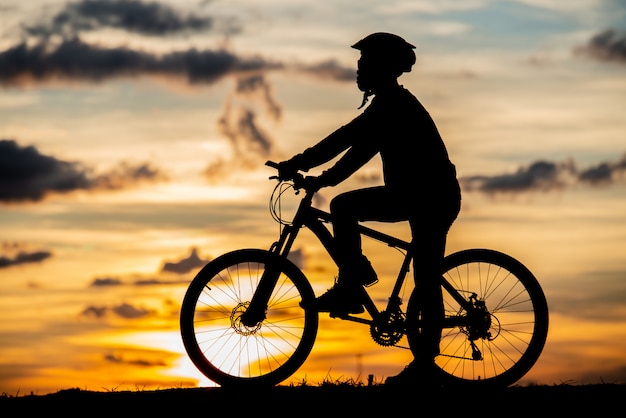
<box><xmin>329</xmin><ymin>312</ymin><xmax>352</xmax><ymax>319</ymax></box>
<box><xmin>363</xmin><ymin>278</ymin><xmax>378</xmax><ymax>288</ymax></box>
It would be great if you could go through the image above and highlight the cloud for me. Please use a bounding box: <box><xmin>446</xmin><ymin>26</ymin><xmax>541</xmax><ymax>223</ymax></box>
<box><xmin>90</xmin><ymin>277</ymin><xmax>123</xmax><ymax>287</ymax></box>
<box><xmin>90</xmin><ymin>275</ymin><xmax>187</xmax><ymax>287</ymax></box>
<box><xmin>1</xmin><ymin>0</ymin><xmax>355</xmax><ymax>88</ymax></box>
<box><xmin>460</xmin><ymin>154</ymin><xmax>626</xmax><ymax>194</ymax></box>
<box><xmin>87</xmin><ymin>248</ymin><xmax>211</xmax><ymax>288</ymax></box>
<box><xmin>0</xmin><ymin>0</ymin><xmax>356</xmax><ymax>92</ymax></box>
<box><xmin>0</xmin><ymin>37</ymin><xmax>283</xmax><ymax>87</ymax></box>
<box><xmin>104</xmin><ymin>353</ymin><xmax>166</xmax><ymax>367</ymax></box>
<box><xmin>296</xmin><ymin>59</ymin><xmax>355</xmax><ymax>82</ymax></box>
<box><xmin>160</xmin><ymin>247</ymin><xmax>210</xmax><ymax>274</ymax></box>
<box><xmin>0</xmin><ymin>139</ymin><xmax>91</xmax><ymax>202</ymax></box>
<box><xmin>461</xmin><ymin>160</ymin><xmax>572</xmax><ymax>193</ymax></box>
<box><xmin>0</xmin><ymin>250</ymin><xmax>52</xmax><ymax>269</ymax></box>
<box><xmin>90</xmin><ymin>161</ymin><xmax>167</xmax><ymax>190</ymax></box>
<box><xmin>216</xmin><ymin>105</ymin><xmax>273</xmax><ymax>158</ymax></box>
<box><xmin>235</xmin><ymin>73</ymin><xmax>282</xmax><ymax>121</ymax></box>
<box><xmin>81</xmin><ymin>305</ymin><xmax>108</xmax><ymax>318</ymax></box>
<box><xmin>112</xmin><ymin>302</ymin><xmax>153</xmax><ymax>318</ymax></box>
<box><xmin>81</xmin><ymin>302</ymin><xmax>153</xmax><ymax>319</ymax></box>
<box><xmin>579</xmin><ymin>154</ymin><xmax>626</xmax><ymax>184</ymax></box>
<box><xmin>23</xmin><ymin>0</ymin><xmax>219</xmax><ymax>38</ymax></box>
<box><xmin>206</xmin><ymin>73</ymin><xmax>283</xmax><ymax>180</ymax></box>
<box><xmin>575</xmin><ymin>28</ymin><xmax>626</xmax><ymax>63</ymax></box>
<box><xmin>0</xmin><ymin>36</ymin><xmax>356</xmax><ymax>88</ymax></box>
<box><xmin>0</xmin><ymin>139</ymin><xmax>166</xmax><ymax>202</ymax></box>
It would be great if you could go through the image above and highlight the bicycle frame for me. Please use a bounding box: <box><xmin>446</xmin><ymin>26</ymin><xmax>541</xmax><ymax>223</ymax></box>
<box><xmin>243</xmin><ymin>183</ymin><xmax>473</xmax><ymax>329</ymax></box>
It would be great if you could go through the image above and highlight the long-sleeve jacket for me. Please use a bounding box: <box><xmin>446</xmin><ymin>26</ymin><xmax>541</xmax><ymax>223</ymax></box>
<box><xmin>291</xmin><ymin>86</ymin><xmax>459</xmax><ymax>202</ymax></box>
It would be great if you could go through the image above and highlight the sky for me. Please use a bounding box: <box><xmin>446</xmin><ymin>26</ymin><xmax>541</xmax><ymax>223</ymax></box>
<box><xmin>1</xmin><ymin>0</ymin><xmax>625</xmax><ymax>394</ymax></box>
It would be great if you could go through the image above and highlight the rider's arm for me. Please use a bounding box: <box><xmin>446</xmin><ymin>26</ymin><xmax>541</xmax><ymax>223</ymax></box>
<box><xmin>285</xmin><ymin>124</ymin><xmax>353</xmax><ymax>173</ymax></box>
<box><xmin>316</xmin><ymin>139</ymin><xmax>378</xmax><ymax>187</ymax></box>
<box><xmin>286</xmin><ymin>107</ymin><xmax>377</xmax><ymax>170</ymax></box>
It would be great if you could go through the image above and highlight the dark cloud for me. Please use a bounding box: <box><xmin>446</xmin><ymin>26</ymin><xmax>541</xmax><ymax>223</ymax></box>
<box><xmin>217</xmin><ymin>106</ymin><xmax>273</xmax><ymax>158</ymax></box>
<box><xmin>0</xmin><ymin>37</ymin><xmax>282</xmax><ymax>86</ymax></box>
<box><xmin>0</xmin><ymin>36</ymin><xmax>355</xmax><ymax>87</ymax></box>
<box><xmin>206</xmin><ymin>73</ymin><xmax>282</xmax><ymax>180</ymax></box>
<box><xmin>0</xmin><ymin>139</ymin><xmax>166</xmax><ymax>202</ymax></box>
<box><xmin>23</xmin><ymin>0</ymin><xmax>218</xmax><ymax>38</ymax></box>
<box><xmin>160</xmin><ymin>247</ymin><xmax>210</xmax><ymax>274</ymax></box>
<box><xmin>104</xmin><ymin>353</ymin><xmax>166</xmax><ymax>367</ymax></box>
<box><xmin>133</xmin><ymin>277</ymin><xmax>177</xmax><ymax>285</ymax></box>
<box><xmin>90</xmin><ymin>161</ymin><xmax>166</xmax><ymax>190</ymax></box>
<box><xmin>461</xmin><ymin>160</ymin><xmax>572</xmax><ymax>193</ymax></box>
<box><xmin>235</xmin><ymin>74</ymin><xmax>282</xmax><ymax>121</ymax></box>
<box><xmin>0</xmin><ymin>250</ymin><xmax>52</xmax><ymax>269</ymax></box>
<box><xmin>575</xmin><ymin>29</ymin><xmax>626</xmax><ymax>63</ymax></box>
<box><xmin>579</xmin><ymin>154</ymin><xmax>626</xmax><ymax>184</ymax></box>
<box><xmin>296</xmin><ymin>59</ymin><xmax>356</xmax><ymax>82</ymax></box>
<box><xmin>460</xmin><ymin>154</ymin><xmax>626</xmax><ymax>194</ymax></box>
<box><xmin>90</xmin><ymin>277</ymin><xmax>123</xmax><ymax>287</ymax></box>
<box><xmin>82</xmin><ymin>305</ymin><xmax>108</xmax><ymax>318</ymax></box>
<box><xmin>90</xmin><ymin>276</ymin><xmax>186</xmax><ymax>287</ymax></box>
<box><xmin>0</xmin><ymin>139</ymin><xmax>90</xmax><ymax>202</ymax></box>
<box><xmin>112</xmin><ymin>302</ymin><xmax>152</xmax><ymax>318</ymax></box>
<box><xmin>0</xmin><ymin>0</ymin><xmax>355</xmax><ymax>87</ymax></box>
<box><xmin>81</xmin><ymin>302</ymin><xmax>152</xmax><ymax>319</ymax></box>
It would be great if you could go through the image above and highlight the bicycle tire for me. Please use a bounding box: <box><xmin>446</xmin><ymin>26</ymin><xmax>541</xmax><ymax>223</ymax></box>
<box><xmin>180</xmin><ymin>249</ymin><xmax>319</xmax><ymax>387</ymax></box>
<box><xmin>406</xmin><ymin>248</ymin><xmax>549</xmax><ymax>388</ymax></box>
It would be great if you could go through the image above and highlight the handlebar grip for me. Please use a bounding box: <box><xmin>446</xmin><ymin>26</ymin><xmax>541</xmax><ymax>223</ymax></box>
<box><xmin>265</xmin><ymin>160</ymin><xmax>279</xmax><ymax>169</ymax></box>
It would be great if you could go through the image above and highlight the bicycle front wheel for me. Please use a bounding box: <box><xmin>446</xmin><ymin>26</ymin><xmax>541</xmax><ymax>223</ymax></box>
<box><xmin>180</xmin><ymin>249</ymin><xmax>318</xmax><ymax>387</ymax></box>
<box><xmin>407</xmin><ymin>248</ymin><xmax>549</xmax><ymax>388</ymax></box>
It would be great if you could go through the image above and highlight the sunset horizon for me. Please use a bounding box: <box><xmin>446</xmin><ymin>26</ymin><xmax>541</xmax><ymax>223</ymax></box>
<box><xmin>1</xmin><ymin>0</ymin><xmax>625</xmax><ymax>395</ymax></box>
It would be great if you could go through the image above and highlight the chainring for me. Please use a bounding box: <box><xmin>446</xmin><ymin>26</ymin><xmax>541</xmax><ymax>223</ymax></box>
<box><xmin>370</xmin><ymin>309</ymin><xmax>405</xmax><ymax>347</ymax></box>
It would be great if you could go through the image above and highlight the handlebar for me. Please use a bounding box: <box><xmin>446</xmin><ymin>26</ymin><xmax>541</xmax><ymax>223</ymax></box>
<box><xmin>265</xmin><ymin>160</ymin><xmax>279</xmax><ymax>170</ymax></box>
<box><xmin>265</xmin><ymin>160</ymin><xmax>309</xmax><ymax>191</ymax></box>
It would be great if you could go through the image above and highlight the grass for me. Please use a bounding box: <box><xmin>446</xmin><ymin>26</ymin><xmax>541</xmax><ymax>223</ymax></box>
<box><xmin>2</xmin><ymin>380</ymin><xmax>625</xmax><ymax>417</ymax></box>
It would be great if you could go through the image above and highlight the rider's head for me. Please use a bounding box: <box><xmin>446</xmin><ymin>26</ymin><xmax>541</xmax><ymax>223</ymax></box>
<box><xmin>352</xmin><ymin>32</ymin><xmax>416</xmax><ymax>93</ymax></box>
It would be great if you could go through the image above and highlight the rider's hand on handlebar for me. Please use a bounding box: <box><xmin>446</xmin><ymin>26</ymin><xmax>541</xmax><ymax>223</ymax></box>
<box><xmin>277</xmin><ymin>160</ymin><xmax>299</xmax><ymax>181</ymax></box>
<box><xmin>302</xmin><ymin>175</ymin><xmax>323</xmax><ymax>192</ymax></box>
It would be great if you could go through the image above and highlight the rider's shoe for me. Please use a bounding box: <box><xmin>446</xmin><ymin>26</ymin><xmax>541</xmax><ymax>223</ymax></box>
<box><xmin>301</xmin><ymin>282</ymin><xmax>364</xmax><ymax>315</ymax></box>
<box><xmin>357</xmin><ymin>256</ymin><xmax>378</xmax><ymax>287</ymax></box>
<box><xmin>385</xmin><ymin>360</ymin><xmax>443</xmax><ymax>388</ymax></box>
<box><xmin>340</xmin><ymin>255</ymin><xmax>378</xmax><ymax>287</ymax></box>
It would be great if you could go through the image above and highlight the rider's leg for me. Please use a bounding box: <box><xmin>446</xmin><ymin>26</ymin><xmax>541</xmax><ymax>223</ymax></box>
<box><xmin>386</xmin><ymin>192</ymin><xmax>461</xmax><ymax>386</ymax></box>
<box><xmin>329</xmin><ymin>190</ymin><xmax>365</xmax><ymax>285</ymax></box>
<box><xmin>330</xmin><ymin>186</ymin><xmax>408</xmax><ymax>286</ymax></box>
<box><xmin>309</xmin><ymin>187</ymin><xmax>406</xmax><ymax>314</ymax></box>
<box><xmin>385</xmin><ymin>223</ymin><xmax>450</xmax><ymax>386</ymax></box>
<box><xmin>409</xmin><ymin>223</ymin><xmax>448</xmax><ymax>361</ymax></box>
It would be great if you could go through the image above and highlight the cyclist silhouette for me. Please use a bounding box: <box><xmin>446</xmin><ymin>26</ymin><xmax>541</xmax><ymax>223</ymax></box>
<box><xmin>278</xmin><ymin>32</ymin><xmax>461</xmax><ymax>385</ymax></box>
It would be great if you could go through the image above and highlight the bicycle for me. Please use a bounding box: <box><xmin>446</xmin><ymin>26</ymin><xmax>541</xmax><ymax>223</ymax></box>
<box><xmin>180</xmin><ymin>161</ymin><xmax>549</xmax><ymax>388</ymax></box>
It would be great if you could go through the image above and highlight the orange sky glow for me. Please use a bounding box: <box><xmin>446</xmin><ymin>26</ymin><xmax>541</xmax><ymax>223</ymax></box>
<box><xmin>1</xmin><ymin>0</ymin><xmax>625</xmax><ymax>395</ymax></box>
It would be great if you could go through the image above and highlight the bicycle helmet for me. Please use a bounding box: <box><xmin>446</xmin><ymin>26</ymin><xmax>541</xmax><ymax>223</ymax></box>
<box><xmin>352</xmin><ymin>32</ymin><xmax>416</xmax><ymax>74</ymax></box>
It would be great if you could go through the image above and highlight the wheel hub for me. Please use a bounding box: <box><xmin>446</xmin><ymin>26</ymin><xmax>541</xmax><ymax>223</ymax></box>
<box><xmin>463</xmin><ymin>295</ymin><xmax>500</xmax><ymax>342</ymax></box>
<box><xmin>231</xmin><ymin>302</ymin><xmax>262</xmax><ymax>335</ymax></box>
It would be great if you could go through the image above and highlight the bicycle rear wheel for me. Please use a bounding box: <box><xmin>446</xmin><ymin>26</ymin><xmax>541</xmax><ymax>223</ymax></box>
<box><xmin>406</xmin><ymin>249</ymin><xmax>549</xmax><ymax>388</ymax></box>
<box><xmin>180</xmin><ymin>249</ymin><xmax>318</xmax><ymax>387</ymax></box>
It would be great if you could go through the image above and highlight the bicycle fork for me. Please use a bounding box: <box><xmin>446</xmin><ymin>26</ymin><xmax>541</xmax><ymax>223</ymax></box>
<box><xmin>240</xmin><ymin>204</ymin><xmax>305</xmax><ymax>327</ymax></box>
